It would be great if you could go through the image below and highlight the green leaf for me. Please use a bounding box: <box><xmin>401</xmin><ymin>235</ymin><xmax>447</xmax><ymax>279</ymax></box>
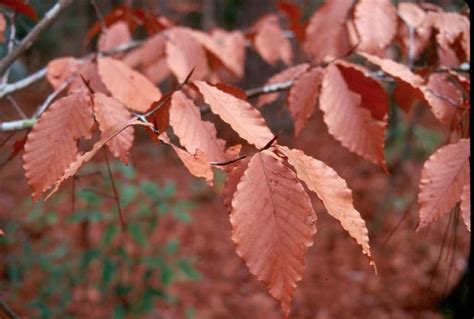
<box><xmin>101</xmin><ymin>258</ymin><xmax>116</xmax><ymax>286</ymax></box>
<box><xmin>102</xmin><ymin>224</ymin><xmax>119</xmax><ymax>246</ymax></box>
<box><xmin>176</xmin><ymin>258</ymin><xmax>201</xmax><ymax>281</ymax></box>
<box><xmin>120</xmin><ymin>185</ymin><xmax>138</xmax><ymax>206</ymax></box>
<box><xmin>165</xmin><ymin>239</ymin><xmax>179</xmax><ymax>254</ymax></box>
<box><xmin>173</xmin><ymin>209</ymin><xmax>192</xmax><ymax>224</ymax></box>
<box><xmin>161</xmin><ymin>182</ymin><xmax>177</xmax><ymax>198</ymax></box>
<box><xmin>80</xmin><ymin>249</ymin><xmax>101</xmax><ymax>271</ymax></box>
<box><xmin>140</xmin><ymin>181</ymin><xmax>160</xmax><ymax>198</ymax></box>
<box><xmin>77</xmin><ymin>190</ymin><xmax>103</xmax><ymax>206</ymax></box>
<box><xmin>128</xmin><ymin>223</ymin><xmax>147</xmax><ymax>246</ymax></box>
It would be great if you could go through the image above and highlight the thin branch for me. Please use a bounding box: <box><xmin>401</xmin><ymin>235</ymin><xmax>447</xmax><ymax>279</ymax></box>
<box><xmin>89</xmin><ymin>0</ymin><xmax>106</xmax><ymax>33</ymax></box>
<box><xmin>0</xmin><ymin>0</ymin><xmax>74</xmax><ymax>75</ymax></box>
<box><xmin>1</xmin><ymin>12</ymin><xmax>16</xmax><ymax>85</ymax></box>
<box><xmin>245</xmin><ymin>80</ymin><xmax>293</xmax><ymax>99</ymax></box>
<box><xmin>104</xmin><ymin>149</ymin><xmax>126</xmax><ymax>231</ymax></box>
<box><xmin>0</xmin><ymin>297</ymin><xmax>21</xmax><ymax>319</ymax></box>
<box><xmin>0</xmin><ymin>67</ymin><xmax>47</xmax><ymax>98</ymax></box>
<box><xmin>6</xmin><ymin>95</ymin><xmax>27</xmax><ymax>119</ymax></box>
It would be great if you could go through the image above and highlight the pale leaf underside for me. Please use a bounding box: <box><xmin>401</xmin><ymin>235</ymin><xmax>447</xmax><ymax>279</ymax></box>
<box><xmin>418</xmin><ymin>138</ymin><xmax>470</xmax><ymax>230</ymax></box>
<box><xmin>230</xmin><ymin>150</ymin><xmax>316</xmax><ymax>317</ymax></box>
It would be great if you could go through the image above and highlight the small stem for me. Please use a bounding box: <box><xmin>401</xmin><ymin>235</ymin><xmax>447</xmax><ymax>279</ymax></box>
<box><xmin>0</xmin><ymin>297</ymin><xmax>21</xmax><ymax>319</ymax></box>
<box><xmin>103</xmin><ymin>149</ymin><xmax>126</xmax><ymax>231</ymax></box>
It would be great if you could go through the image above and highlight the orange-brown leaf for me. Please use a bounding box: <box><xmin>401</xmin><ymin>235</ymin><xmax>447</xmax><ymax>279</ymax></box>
<box><xmin>223</xmin><ymin>157</ymin><xmax>250</xmax><ymax>213</ymax></box>
<box><xmin>47</xmin><ymin>119</ymin><xmax>151</xmax><ymax>199</ymax></box>
<box><xmin>165</xmin><ymin>27</ymin><xmax>209</xmax><ymax>81</ymax></box>
<box><xmin>98</xmin><ymin>21</ymin><xmax>131</xmax><ymax>52</ymax></box>
<box><xmin>257</xmin><ymin>63</ymin><xmax>309</xmax><ymax>107</ymax></box>
<box><xmin>460</xmin><ymin>173</ymin><xmax>470</xmax><ymax>232</ymax></box>
<box><xmin>253</xmin><ymin>15</ymin><xmax>292</xmax><ymax>65</ymax></box>
<box><xmin>320</xmin><ymin>64</ymin><xmax>386</xmax><ymax>169</ymax></box>
<box><xmin>169</xmin><ymin>91</ymin><xmax>225</xmax><ymax>162</ymax></box>
<box><xmin>93</xmin><ymin>93</ymin><xmax>134</xmax><ymax>164</ymax></box>
<box><xmin>46</xmin><ymin>57</ymin><xmax>80</xmax><ymax>90</ymax></box>
<box><xmin>304</xmin><ymin>0</ymin><xmax>352</xmax><ymax>64</ymax></box>
<box><xmin>69</xmin><ymin>60</ymin><xmax>110</xmax><ymax>94</ymax></box>
<box><xmin>98</xmin><ymin>57</ymin><xmax>162</xmax><ymax>112</ymax></box>
<box><xmin>278</xmin><ymin>146</ymin><xmax>373</xmax><ymax>265</ymax></box>
<box><xmin>287</xmin><ymin>67</ymin><xmax>323</xmax><ymax>136</ymax></box>
<box><xmin>194</xmin><ymin>81</ymin><xmax>274</xmax><ymax>149</ymax></box>
<box><xmin>336</xmin><ymin>61</ymin><xmax>388</xmax><ymax>121</ymax></box>
<box><xmin>23</xmin><ymin>92</ymin><xmax>94</xmax><ymax>200</ymax></box>
<box><xmin>230</xmin><ymin>150</ymin><xmax>316</xmax><ymax>317</ymax></box>
<box><xmin>417</xmin><ymin>138</ymin><xmax>470</xmax><ymax>230</ymax></box>
<box><xmin>171</xmin><ymin>145</ymin><xmax>213</xmax><ymax>186</ymax></box>
<box><xmin>354</xmin><ymin>0</ymin><xmax>397</xmax><ymax>54</ymax></box>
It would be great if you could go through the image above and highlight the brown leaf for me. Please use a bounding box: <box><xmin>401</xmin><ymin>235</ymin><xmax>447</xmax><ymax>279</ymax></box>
<box><xmin>165</xmin><ymin>27</ymin><xmax>209</xmax><ymax>81</ymax></box>
<box><xmin>398</xmin><ymin>2</ymin><xmax>426</xmax><ymax>28</ymax></box>
<box><xmin>336</xmin><ymin>61</ymin><xmax>389</xmax><ymax>121</ymax></box>
<box><xmin>194</xmin><ymin>81</ymin><xmax>274</xmax><ymax>149</ymax></box>
<box><xmin>278</xmin><ymin>146</ymin><xmax>373</xmax><ymax>266</ymax></box>
<box><xmin>304</xmin><ymin>0</ymin><xmax>352</xmax><ymax>64</ymax></box>
<box><xmin>223</xmin><ymin>157</ymin><xmax>250</xmax><ymax>213</ymax></box>
<box><xmin>171</xmin><ymin>145</ymin><xmax>213</xmax><ymax>186</ymax></box>
<box><xmin>169</xmin><ymin>91</ymin><xmax>226</xmax><ymax>162</ymax></box>
<box><xmin>69</xmin><ymin>60</ymin><xmax>109</xmax><ymax>94</ymax></box>
<box><xmin>417</xmin><ymin>138</ymin><xmax>470</xmax><ymax>230</ymax></box>
<box><xmin>190</xmin><ymin>29</ymin><xmax>246</xmax><ymax>78</ymax></box>
<box><xmin>93</xmin><ymin>93</ymin><xmax>134</xmax><ymax>164</ymax></box>
<box><xmin>23</xmin><ymin>92</ymin><xmax>94</xmax><ymax>200</ymax></box>
<box><xmin>47</xmin><ymin>57</ymin><xmax>80</xmax><ymax>90</ymax></box>
<box><xmin>98</xmin><ymin>57</ymin><xmax>162</xmax><ymax>112</ymax></box>
<box><xmin>98</xmin><ymin>21</ymin><xmax>131</xmax><ymax>52</ymax></box>
<box><xmin>320</xmin><ymin>64</ymin><xmax>386</xmax><ymax>169</ymax></box>
<box><xmin>0</xmin><ymin>13</ymin><xmax>5</xmax><ymax>43</ymax></box>
<box><xmin>287</xmin><ymin>67</ymin><xmax>323</xmax><ymax>136</ymax></box>
<box><xmin>47</xmin><ymin>119</ymin><xmax>151</xmax><ymax>199</ymax></box>
<box><xmin>230</xmin><ymin>150</ymin><xmax>316</xmax><ymax>317</ymax></box>
<box><xmin>253</xmin><ymin>15</ymin><xmax>292</xmax><ymax>65</ymax></box>
<box><xmin>422</xmin><ymin>72</ymin><xmax>463</xmax><ymax>126</ymax></box>
<box><xmin>257</xmin><ymin>63</ymin><xmax>309</xmax><ymax>108</ymax></box>
<box><xmin>354</xmin><ymin>0</ymin><xmax>397</xmax><ymax>54</ymax></box>
<box><xmin>397</xmin><ymin>2</ymin><xmax>432</xmax><ymax>61</ymax></box>
<box><xmin>360</xmin><ymin>52</ymin><xmax>426</xmax><ymax>112</ymax></box>
<box><xmin>460</xmin><ymin>173</ymin><xmax>470</xmax><ymax>232</ymax></box>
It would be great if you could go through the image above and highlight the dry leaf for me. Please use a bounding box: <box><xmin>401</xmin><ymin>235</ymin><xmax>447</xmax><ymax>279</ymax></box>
<box><xmin>93</xmin><ymin>93</ymin><xmax>134</xmax><ymax>164</ymax></box>
<box><xmin>253</xmin><ymin>15</ymin><xmax>292</xmax><ymax>65</ymax></box>
<box><xmin>171</xmin><ymin>145</ymin><xmax>214</xmax><ymax>186</ymax></box>
<box><xmin>460</xmin><ymin>173</ymin><xmax>470</xmax><ymax>232</ymax></box>
<box><xmin>320</xmin><ymin>64</ymin><xmax>386</xmax><ymax>169</ymax></box>
<box><xmin>287</xmin><ymin>67</ymin><xmax>323</xmax><ymax>136</ymax></box>
<box><xmin>46</xmin><ymin>57</ymin><xmax>80</xmax><ymax>89</ymax></box>
<box><xmin>98</xmin><ymin>21</ymin><xmax>131</xmax><ymax>52</ymax></box>
<box><xmin>223</xmin><ymin>157</ymin><xmax>250</xmax><ymax>213</ymax></box>
<box><xmin>98</xmin><ymin>57</ymin><xmax>162</xmax><ymax>112</ymax></box>
<box><xmin>230</xmin><ymin>150</ymin><xmax>316</xmax><ymax>317</ymax></box>
<box><xmin>23</xmin><ymin>92</ymin><xmax>94</xmax><ymax>200</ymax></box>
<box><xmin>194</xmin><ymin>81</ymin><xmax>274</xmax><ymax>149</ymax></box>
<box><xmin>278</xmin><ymin>146</ymin><xmax>373</xmax><ymax>265</ymax></box>
<box><xmin>417</xmin><ymin>138</ymin><xmax>470</xmax><ymax>230</ymax></box>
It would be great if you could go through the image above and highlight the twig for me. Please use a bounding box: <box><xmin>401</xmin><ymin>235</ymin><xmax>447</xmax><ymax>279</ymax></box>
<box><xmin>89</xmin><ymin>0</ymin><xmax>106</xmax><ymax>33</ymax></box>
<box><xmin>0</xmin><ymin>67</ymin><xmax>47</xmax><ymax>98</ymax></box>
<box><xmin>0</xmin><ymin>297</ymin><xmax>20</xmax><ymax>319</ymax></box>
<box><xmin>0</xmin><ymin>0</ymin><xmax>74</xmax><ymax>75</ymax></box>
<box><xmin>245</xmin><ymin>80</ymin><xmax>293</xmax><ymax>99</ymax></box>
<box><xmin>6</xmin><ymin>95</ymin><xmax>27</xmax><ymax>119</ymax></box>
<box><xmin>104</xmin><ymin>149</ymin><xmax>126</xmax><ymax>231</ymax></box>
<box><xmin>1</xmin><ymin>12</ymin><xmax>16</xmax><ymax>85</ymax></box>
<box><xmin>33</xmin><ymin>76</ymin><xmax>73</xmax><ymax>118</ymax></box>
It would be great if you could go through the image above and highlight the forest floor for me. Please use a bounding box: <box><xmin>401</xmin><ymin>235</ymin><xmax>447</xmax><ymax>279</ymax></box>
<box><xmin>0</xmin><ymin>91</ymin><xmax>470</xmax><ymax>319</ymax></box>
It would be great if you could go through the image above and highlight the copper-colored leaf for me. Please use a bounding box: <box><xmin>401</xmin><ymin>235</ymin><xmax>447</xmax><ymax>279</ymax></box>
<box><xmin>47</xmin><ymin>119</ymin><xmax>151</xmax><ymax>199</ymax></box>
<box><xmin>171</xmin><ymin>145</ymin><xmax>213</xmax><ymax>186</ymax></box>
<box><xmin>223</xmin><ymin>157</ymin><xmax>249</xmax><ymax>213</ymax></box>
<box><xmin>397</xmin><ymin>2</ymin><xmax>432</xmax><ymax>61</ymax></box>
<box><xmin>0</xmin><ymin>14</ymin><xmax>5</xmax><ymax>43</ymax></box>
<box><xmin>398</xmin><ymin>2</ymin><xmax>426</xmax><ymax>28</ymax></box>
<box><xmin>0</xmin><ymin>0</ymin><xmax>37</xmax><ymax>20</ymax></box>
<box><xmin>191</xmin><ymin>29</ymin><xmax>246</xmax><ymax>78</ymax></box>
<box><xmin>230</xmin><ymin>150</ymin><xmax>316</xmax><ymax>316</ymax></box>
<box><xmin>194</xmin><ymin>81</ymin><xmax>274</xmax><ymax>149</ymax></box>
<box><xmin>46</xmin><ymin>57</ymin><xmax>80</xmax><ymax>89</ymax></box>
<box><xmin>287</xmin><ymin>67</ymin><xmax>323</xmax><ymax>136</ymax></box>
<box><xmin>460</xmin><ymin>174</ymin><xmax>470</xmax><ymax>232</ymax></box>
<box><xmin>304</xmin><ymin>0</ymin><xmax>352</xmax><ymax>64</ymax></box>
<box><xmin>320</xmin><ymin>64</ymin><xmax>386</xmax><ymax>169</ymax></box>
<box><xmin>336</xmin><ymin>61</ymin><xmax>389</xmax><ymax>121</ymax></box>
<box><xmin>354</xmin><ymin>0</ymin><xmax>397</xmax><ymax>54</ymax></box>
<box><xmin>422</xmin><ymin>73</ymin><xmax>463</xmax><ymax>126</ymax></box>
<box><xmin>257</xmin><ymin>63</ymin><xmax>309</xmax><ymax>107</ymax></box>
<box><xmin>165</xmin><ymin>27</ymin><xmax>209</xmax><ymax>81</ymax></box>
<box><xmin>98</xmin><ymin>57</ymin><xmax>162</xmax><ymax>112</ymax></box>
<box><xmin>417</xmin><ymin>138</ymin><xmax>470</xmax><ymax>230</ymax></box>
<box><xmin>98</xmin><ymin>21</ymin><xmax>131</xmax><ymax>52</ymax></box>
<box><xmin>278</xmin><ymin>146</ymin><xmax>373</xmax><ymax>265</ymax></box>
<box><xmin>360</xmin><ymin>52</ymin><xmax>426</xmax><ymax>112</ymax></box>
<box><xmin>169</xmin><ymin>91</ymin><xmax>225</xmax><ymax>162</ymax></box>
<box><xmin>93</xmin><ymin>93</ymin><xmax>134</xmax><ymax>164</ymax></box>
<box><xmin>253</xmin><ymin>15</ymin><xmax>292</xmax><ymax>65</ymax></box>
<box><xmin>23</xmin><ymin>92</ymin><xmax>94</xmax><ymax>200</ymax></box>
<box><xmin>69</xmin><ymin>60</ymin><xmax>109</xmax><ymax>94</ymax></box>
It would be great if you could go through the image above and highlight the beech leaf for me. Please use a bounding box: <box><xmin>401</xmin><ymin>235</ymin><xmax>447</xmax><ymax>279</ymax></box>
<box><xmin>230</xmin><ymin>150</ymin><xmax>316</xmax><ymax>317</ymax></box>
<box><xmin>417</xmin><ymin>138</ymin><xmax>470</xmax><ymax>230</ymax></box>
<box><xmin>93</xmin><ymin>93</ymin><xmax>134</xmax><ymax>164</ymax></box>
<box><xmin>287</xmin><ymin>67</ymin><xmax>323</xmax><ymax>136</ymax></box>
<box><xmin>320</xmin><ymin>64</ymin><xmax>387</xmax><ymax>169</ymax></box>
<box><xmin>278</xmin><ymin>146</ymin><xmax>374</xmax><ymax>266</ymax></box>
<box><xmin>194</xmin><ymin>81</ymin><xmax>274</xmax><ymax>149</ymax></box>
<box><xmin>23</xmin><ymin>92</ymin><xmax>94</xmax><ymax>200</ymax></box>
<box><xmin>98</xmin><ymin>21</ymin><xmax>131</xmax><ymax>52</ymax></box>
<box><xmin>460</xmin><ymin>174</ymin><xmax>470</xmax><ymax>232</ymax></box>
<box><xmin>98</xmin><ymin>57</ymin><xmax>162</xmax><ymax>112</ymax></box>
<box><xmin>171</xmin><ymin>145</ymin><xmax>214</xmax><ymax>186</ymax></box>
<box><xmin>169</xmin><ymin>91</ymin><xmax>226</xmax><ymax>162</ymax></box>
<box><xmin>223</xmin><ymin>157</ymin><xmax>250</xmax><ymax>213</ymax></box>
<box><xmin>46</xmin><ymin>57</ymin><xmax>80</xmax><ymax>90</ymax></box>
<box><xmin>253</xmin><ymin>15</ymin><xmax>292</xmax><ymax>65</ymax></box>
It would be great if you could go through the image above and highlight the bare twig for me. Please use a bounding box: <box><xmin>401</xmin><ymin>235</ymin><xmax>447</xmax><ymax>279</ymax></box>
<box><xmin>33</xmin><ymin>76</ymin><xmax>73</xmax><ymax>118</ymax></box>
<box><xmin>1</xmin><ymin>12</ymin><xmax>16</xmax><ymax>85</ymax></box>
<box><xmin>245</xmin><ymin>80</ymin><xmax>293</xmax><ymax>99</ymax></box>
<box><xmin>0</xmin><ymin>67</ymin><xmax>47</xmax><ymax>98</ymax></box>
<box><xmin>89</xmin><ymin>0</ymin><xmax>106</xmax><ymax>33</ymax></box>
<box><xmin>6</xmin><ymin>95</ymin><xmax>27</xmax><ymax>118</ymax></box>
<box><xmin>103</xmin><ymin>149</ymin><xmax>126</xmax><ymax>231</ymax></box>
<box><xmin>0</xmin><ymin>0</ymin><xmax>74</xmax><ymax>75</ymax></box>
<box><xmin>0</xmin><ymin>297</ymin><xmax>21</xmax><ymax>319</ymax></box>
